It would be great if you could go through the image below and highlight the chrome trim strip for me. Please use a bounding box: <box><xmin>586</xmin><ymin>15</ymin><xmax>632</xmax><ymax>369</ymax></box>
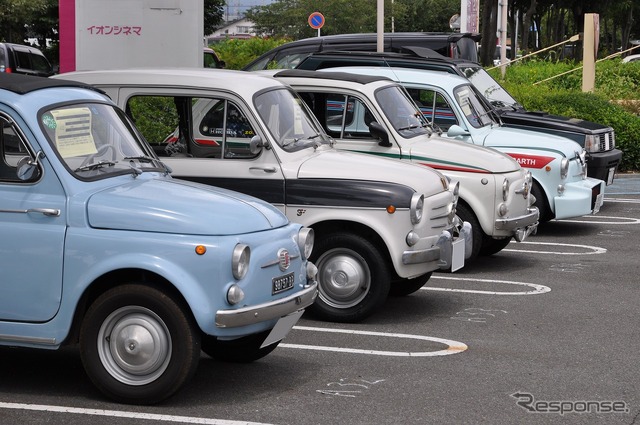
<box><xmin>215</xmin><ymin>282</ymin><xmax>318</xmax><ymax>328</ymax></box>
<box><xmin>0</xmin><ymin>334</ymin><xmax>57</xmax><ymax>345</ymax></box>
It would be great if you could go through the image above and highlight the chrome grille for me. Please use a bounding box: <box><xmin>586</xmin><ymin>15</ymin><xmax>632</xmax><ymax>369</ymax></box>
<box><xmin>598</xmin><ymin>131</ymin><xmax>615</xmax><ymax>151</ymax></box>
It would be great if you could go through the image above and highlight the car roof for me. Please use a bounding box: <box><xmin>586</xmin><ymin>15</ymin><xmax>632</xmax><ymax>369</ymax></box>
<box><xmin>53</xmin><ymin>68</ymin><xmax>290</xmax><ymax>96</ymax></box>
<box><xmin>315</xmin><ymin>66</ymin><xmax>470</xmax><ymax>91</ymax></box>
<box><xmin>243</xmin><ymin>32</ymin><xmax>481</xmax><ymax>70</ymax></box>
<box><xmin>302</xmin><ymin>48</ymin><xmax>479</xmax><ymax>67</ymax></box>
<box><xmin>621</xmin><ymin>53</ymin><xmax>640</xmax><ymax>63</ymax></box>
<box><xmin>276</xmin><ymin>32</ymin><xmax>480</xmax><ymax>46</ymax></box>
<box><xmin>274</xmin><ymin>69</ymin><xmax>392</xmax><ymax>85</ymax></box>
<box><xmin>0</xmin><ymin>72</ymin><xmax>98</xmax><ymax>95</ymax></box>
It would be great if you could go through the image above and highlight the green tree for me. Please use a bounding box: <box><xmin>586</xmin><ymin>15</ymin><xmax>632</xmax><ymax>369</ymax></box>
<box><xmin>0</xmin><ymin>0</ymin><xmax>49</xmax><ymax>43</ymax></box>
<box><xmin>245</xmin><ymin>0</ymin><xmax>398</xmax><ymax>38</ymax></box>
<box><xmin>393</xmin><ymin>0</ymin><xmax>459</xmax><ymax>33</ymax></box>
<box><xmin>204</xmin><ymin>0</ymin><xmax>225</xmax><ymax>35</ymax></box>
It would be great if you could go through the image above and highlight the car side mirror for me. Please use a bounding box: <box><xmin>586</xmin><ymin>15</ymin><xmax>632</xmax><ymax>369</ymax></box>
<box><xmin>447</xmin><ymin>124</ymin><xmax>471</xmax><ymax>138</ymax></box>
<box><xmin>16</xmin><ymin>156</ymin><xmax>39</xmax><ymax>181</ymax></box>
<box><xmin>369</xmin><ymin>122</ymin><xmax>392</xmax><ymax>147</ymax></box>
<box><xmin>249</xmin><ymin>135</ymin><xmax>268</xmax><ymax>154</ymax></box>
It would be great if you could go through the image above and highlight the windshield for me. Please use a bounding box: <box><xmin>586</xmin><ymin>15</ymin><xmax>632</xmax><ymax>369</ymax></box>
<box><xmin>40</xmin><ymin>102</ymin><xmax>163</xmax><ymax>179</ymax></box>
<box><xmin>453</xmin><ymin>85</ymin><xmax>495</xmax><ymax>128</ymax></box>
<box><xmin>254</xmin><ymin>88</ymin><xmax>330</xmax><ymax>152</ymax></box>
<box><xmin>375</xmin><ymin>86</ymin><xmax>430</xmax><ymax>138</ymax></box>
<box><xmin>459</xmin><ymin>65</ymin><xmax>520</xmax><ymax>109</ymax></box>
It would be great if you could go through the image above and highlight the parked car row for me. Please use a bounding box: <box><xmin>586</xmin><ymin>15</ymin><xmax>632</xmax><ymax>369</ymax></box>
<box><xmin>0</xmin><ymin>33</ymin><xmax>615</xmax><ymax>405</ymax></box>
<box><xmin>292</xmin><ymin>49</ymin><xmax>622</xmax><ymax>186</ymax></box>
<box><xmin>53</xmin><ymin>68</ymin><xmax>472</xmax><ymax>325</ymax></box>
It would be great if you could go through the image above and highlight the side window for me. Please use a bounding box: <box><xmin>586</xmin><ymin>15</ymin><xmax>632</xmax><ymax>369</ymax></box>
<box><xmin>300</xmin><ymin>92</ymin><xmax>374</xmax><ymax>140</ymax></box>
<box><xmin>411</xmin><ymin>89</ymin><xmax>457</xmax><ymax>131</ymax></box>
<box><xmin>30</xmin><ymin>54</ymin><xmax>52</xmax><ymax>74</ymax></box>
<box><xmin>126</xmin><ymin>95</ymin><xmax>258</xmax><ymax>160</ymax></box>
<box><xmin>198</xmin><ymin>99</ymin><xmax>257</xmax><ymax>159</ymax></box>
<box><xmin>126</xmin><ymin>96</ymin><xmax>179</xmax><ymax>157</ymax></box>
<box><xmin>0</xmin><ymin>116</ymin><xmax>38</xmax><ymax>182</ymax></box>
<box><xmin>273</xmin><ymin>50</ymin><xmax>315</xmax><ymax>69</ymax></box>
<box><xmin>14</xmin><ymin>50</ymin><xmax>31</xmax><ymax>70</ymax></box>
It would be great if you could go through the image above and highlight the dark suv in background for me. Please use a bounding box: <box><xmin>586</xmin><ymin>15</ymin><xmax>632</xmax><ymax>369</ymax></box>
<box><xmin>243</xmin><ymin>32</ymin><xmax>481</xmax><ymax>71</ymax></box>
<box><xmin>0</xmin><ymin>43</ymin><xmax>54</xmax><ymax>77</ymax></box>
<box><xmin>294</xmin><ymin>49</ymin><xmax>623</xmax><ymax>184</ymax></box>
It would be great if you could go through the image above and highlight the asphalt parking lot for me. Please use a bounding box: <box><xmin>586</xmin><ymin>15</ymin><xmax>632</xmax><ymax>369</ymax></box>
<box><xmin>1</xmin><ymin>174</ymin><xmax>639</xmax><ymax>425</ymax></box>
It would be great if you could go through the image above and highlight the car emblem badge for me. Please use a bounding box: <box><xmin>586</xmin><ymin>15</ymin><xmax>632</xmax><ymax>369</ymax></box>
<box><xmin>278</xmin><ymin>248</ymin><xmax>291</xmax><ymax>271</ymax></box>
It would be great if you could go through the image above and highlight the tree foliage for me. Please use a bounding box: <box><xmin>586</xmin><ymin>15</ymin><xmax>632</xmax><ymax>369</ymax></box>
<box><xmin>0</xmin><ymin>0</ymin><xmax>50</xmax><ymax>44</ymax></box>
<box><xmin>204</xmin><ymin>0</ymin><xmax>225</xmax><ymax>35</ymax></box>
<box><xmin>246</xmin><ymin>0</ymin><xmax>397</xmax><ymax>39</ymax></box>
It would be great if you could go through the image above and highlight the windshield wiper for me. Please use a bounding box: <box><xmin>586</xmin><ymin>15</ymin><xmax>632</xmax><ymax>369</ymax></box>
<box><xmin>123</xmin><ymin>155</ymin><xmax>155</xmax><ymax>162</ymax></box>
<box><xmin>74</xmin><ymin>161</ymin><xmax>117</xmax><ymax>172</ymax></box>
<box><xmin>397</xmin><ymin>124</ymin><xmax>421</xmax><ymax>131</ymax></box>
<box><xmin>124</xmin><ymin>155</ymin><xmax>172</xmax><ymax>175</ymax></box>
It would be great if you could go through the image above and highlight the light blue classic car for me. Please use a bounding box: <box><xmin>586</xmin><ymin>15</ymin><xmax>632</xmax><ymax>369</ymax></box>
<box><xmin>0</xmin><ymin>73</ymin><xmax>317</xmax><ymax>404</ymax></box>
<box><xmin>329</xmin><ymin>67</ymin><xmax>606</xmax><ymax>222</ymax></box>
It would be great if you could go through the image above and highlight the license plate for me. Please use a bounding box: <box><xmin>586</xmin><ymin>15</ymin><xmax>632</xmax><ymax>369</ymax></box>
<box><xmin>607</xmin><ymin>167</ymin><xmax>615</xmax><ymax>185</ymax></box>
<box><xmin>261</xmin><ymin>310</ymin><xmax>304</xmax><ymax>348</ymax></box>
<box><xmin>450</xmin><ymin>238</ymin><xmax>465</xmax><ymax>272</ymax></box>
<box><xmin>593</xmin><ymin>193</ymin><xmax>604</xmax><ymax>214</ymax></box>
<box><xmin>272</xmin><ymin>272</ymin><xmax>295</xmax><ymax>295</ymax></box>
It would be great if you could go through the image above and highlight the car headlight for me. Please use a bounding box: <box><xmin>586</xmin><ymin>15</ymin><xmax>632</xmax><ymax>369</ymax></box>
<box><xmin>227</xmin><ymin>284</ymin><xmax>245</xmax><ymax>305</ymax></box>
<box><xmin>560</xmin><ymin>158</ymin><xmax>569</xmax><ymax>179</ymax></box>
<box><xmin>410</xmin><ymin>193</ymin><xmax>424</xmax><ymax>224</ymax></box>
<box><xmin>448</xmin><ymin>180</ymin><xmax>460</xmax><ymax>205</ymax></box>
<box><xmin>232</xmin><ymin>244</ymin><xmax>250</xmax><ymax>280</ymax></box>
<box><xmin>502</xmin><ymin>178</ymin><xmax>510</xmax><ymax>202</ymax></box>
<box><xmin>584</xmin><ymin>134</ymin><xmax>599</xmax><ymax>152</ymax></box>
<box><xmin>297</xmin><ymin>227</ymin><xmax>314</xmax><ymax>260</ymax></box>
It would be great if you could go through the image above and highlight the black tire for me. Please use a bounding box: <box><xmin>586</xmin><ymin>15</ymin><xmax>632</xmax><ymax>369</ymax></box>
<box><xmin>389</xmin><ymin>272</ymin><xmax>432</xmax><ymax>296</ymax></box>
<box><xmin>79</xmin><ymin>284</ymin><xmax>200</xmax><ymax>405</ymax></box>
<box><xmin>455</xmin><ymin>203</ymin><xmax>483</xmax><ymax>262</ymax></box>
<box><xmin>309</xmin><ymin>233</ymin><xmax>390</xmax><ymax>323</ymax></box>
<box><xmin>201</xmin><ymin>330</ymin><xmax>280</xmax><ymax>363</ymax></box>
<box><xmin>480</xmin><ymin>237</ymin><xmax>512</xmax><ymax>256</ymax></box>
<box><xmin>532</xmin><ymin>181</ymin><xmax>553</xmax><ymax>222</ymax></box>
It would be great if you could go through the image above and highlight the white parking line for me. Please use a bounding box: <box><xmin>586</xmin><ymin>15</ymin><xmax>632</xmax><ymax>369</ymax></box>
<box><xmin>424</xmin><ymin>276</ymin><xmax>551</xmax><ymax>295</ymax></box>
<box><xmin>555</xmin><ymin>215</ymin><xmax>640</xmax><ymax>224</ymax></box>
<box><xmin>282</xmin><ymin>326</ymin><xmax>467</xmax><ymax>357</ymax></box>
<box><xmin>503</xmin><ymin>241</ymin><xmax>607</xmax><ymax>255</ymax></box>
<box><xmin>0</xmin><ymin>402</ymin><xmax>272</xmax><ymax>424</ymax></box>
<box><xmin>604</xmin><ymin>198</ymin><xmax>640</xmax><ymax>204</ymax></box>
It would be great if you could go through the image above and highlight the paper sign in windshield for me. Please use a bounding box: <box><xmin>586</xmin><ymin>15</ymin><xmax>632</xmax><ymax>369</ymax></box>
<box><xmin>51</xmin><ymin>107</ymin><xmax>97</xmax><ymax>158</ymax></box>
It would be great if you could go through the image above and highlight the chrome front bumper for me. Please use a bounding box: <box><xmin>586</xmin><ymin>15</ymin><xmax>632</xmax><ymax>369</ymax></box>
<box><xmin>438</xmin><ymin>220</ymin><xmax>473</xmax><ymax>270</ymax></box>
<box><xmin>495</xmin><ymin>207</ymin><xmax>539</xmax><ymax>241</ymax></box>
<box><xmin>215</xmin><ymin>282</ymin><xmax>318</xmax><ymax>328</ymax></box>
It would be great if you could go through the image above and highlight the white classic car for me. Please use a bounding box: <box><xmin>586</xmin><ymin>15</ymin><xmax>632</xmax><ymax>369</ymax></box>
<box><xmin>54</xmin><ymin>68</ymin><xmax>471</xmax><ymax>323</ymax></box>
<box><xmin>268</xmin><ymin>69</ymin><xmax>539</xmax><ymax>260</ymax></box>
<box><xmin>323</xmin><ymin>67</ymin><xmax>606</xmax><ymax>222</ymax></box>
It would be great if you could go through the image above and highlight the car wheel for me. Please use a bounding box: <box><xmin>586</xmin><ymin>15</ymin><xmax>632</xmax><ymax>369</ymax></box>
<box><xmin>389</xmin><ymin>272</ymin><xmax>432</xmax><ymax>296</ymax></box>
<box><xmin>310</xmin><ymin>233</ymin><xmax>390</xmax><ymax>322</ymax></box>
<box><xmin>454</xmin><ymin>203</ymin><xmax>483</xmax><ymax>262</ymax></box>
<box><xmin>201</xmin><ymin>330</ymin><xmax>280</xmax><ymax>363</ymax></box>
<box><xmin>79</xmin><ymin>284</ymin><xmax>200</xmax><ymax>405</ymax></box>
<box><xmin>480</xmin><ymin>237</ymin><xmax>512</xmax><ymax>256</ymax></box>
<box><xmin>532</xmin><ymin>181</ymin><xmax>553</xmax><ymax>222</ymax></box>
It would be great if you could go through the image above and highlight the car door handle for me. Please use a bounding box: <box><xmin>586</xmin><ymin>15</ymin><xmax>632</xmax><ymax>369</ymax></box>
<box><xmin>27</xmin><ymin>208</ymin><xmax>61</xmax><ymax>217</ymax></box>
<box><xmin>249</xmin><ymin>166</ymin><xmax>277</xmax><ymax>173</ymax></box>
<box><xmin>0</xmin><ymin>208</ymin><xmax>60</xmax><ymax>217</ymax></box>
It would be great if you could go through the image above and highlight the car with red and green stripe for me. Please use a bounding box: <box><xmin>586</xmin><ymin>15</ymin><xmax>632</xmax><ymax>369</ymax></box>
<box><xmin>317</xmin><ymin>66</ymin><xmax>606</xmax><ymax>223</ymax></box>
<box><xmin>268</xmin><ymin>69</ymin><xmax>539</xmax><ymax>261</ymax></box>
